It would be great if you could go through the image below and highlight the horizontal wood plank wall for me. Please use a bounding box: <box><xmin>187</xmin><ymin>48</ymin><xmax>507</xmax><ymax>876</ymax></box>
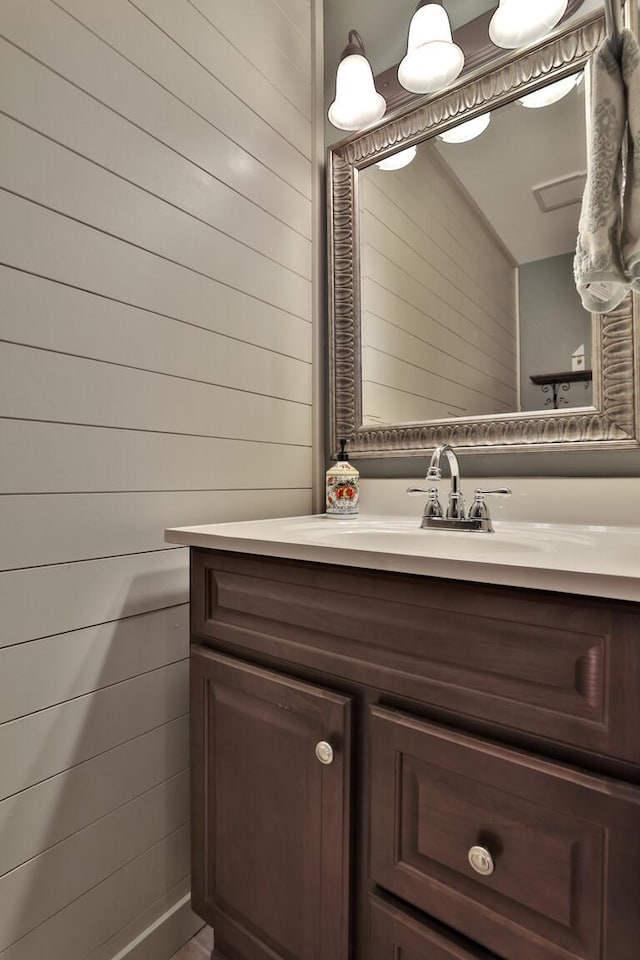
<box><xmin>0</xmin><ymin>0</ymin><xmax>315</xmax><ymax>957</ymax></box>
<box><xmin>359</xmin><ymin>142</ymin><xmax>518</xmax><ymax>425</ymax></box>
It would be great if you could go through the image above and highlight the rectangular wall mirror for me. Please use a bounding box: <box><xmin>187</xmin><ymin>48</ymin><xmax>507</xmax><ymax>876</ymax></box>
<box><xmin>328</xmin><ymin>10</ymin><xmax>639</xmax><ymax>458</ymax></box>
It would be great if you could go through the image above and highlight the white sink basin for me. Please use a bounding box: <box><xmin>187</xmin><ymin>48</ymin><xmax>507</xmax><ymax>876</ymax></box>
<box><xmin>286</xmin><ymin>517</ymin><xmax>594</xmax><ymax>560</ymax></box>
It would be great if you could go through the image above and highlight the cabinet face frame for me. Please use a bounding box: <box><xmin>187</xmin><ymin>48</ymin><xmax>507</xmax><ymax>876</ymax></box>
<box><xmin>190</xmin><ymin>646</ymin><xmax>352</xmax><ymax>960</ymax></box>
<box><xmin>327</xmin><ymin>12</ymin><xmax>640</xmax><ymax>458</ymax></box>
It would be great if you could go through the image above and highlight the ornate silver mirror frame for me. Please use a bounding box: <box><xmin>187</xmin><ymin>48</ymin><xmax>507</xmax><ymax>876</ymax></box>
<box><xmin>327</xmin><ymin>12</ymin><xmax>640</xmax><ymax>459</ymax></box>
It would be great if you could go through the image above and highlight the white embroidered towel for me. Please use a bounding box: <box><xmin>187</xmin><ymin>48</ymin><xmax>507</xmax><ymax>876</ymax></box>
<box><xmin>575</xmin><ymin>36</ymin><xmax>628</xmax><ymax>312</ymax></box>
<box><xmin>621</xmin><ymin>29</ymin><xmax>640</xmax><ymax>283</ymax></box>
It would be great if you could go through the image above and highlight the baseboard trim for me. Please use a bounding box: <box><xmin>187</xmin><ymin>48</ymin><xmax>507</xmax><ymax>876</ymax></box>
<box><xmin>108</xmin><ymin>893</ymin><xmax>203</xmax><ymax>960</ymax></box>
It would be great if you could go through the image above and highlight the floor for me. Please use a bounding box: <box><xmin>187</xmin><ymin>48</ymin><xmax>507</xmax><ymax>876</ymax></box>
<box><xmin>169</xmin><ymin>925</ymin><xmax>213</xmax><ymax>959</ymax></box>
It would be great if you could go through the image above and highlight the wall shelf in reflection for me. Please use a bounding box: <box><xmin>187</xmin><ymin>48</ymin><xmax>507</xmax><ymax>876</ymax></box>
<box><xmin>529</xmin><ymin>369</ymin><xmax>592</xmax><ymax>408</ymax></box>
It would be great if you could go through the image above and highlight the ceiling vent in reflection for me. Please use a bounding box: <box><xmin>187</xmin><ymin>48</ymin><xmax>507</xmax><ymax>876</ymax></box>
<box><xmin>532</xmin><ymin>172</ymin><xmax>587</xmax><ymax>212</ymax></box>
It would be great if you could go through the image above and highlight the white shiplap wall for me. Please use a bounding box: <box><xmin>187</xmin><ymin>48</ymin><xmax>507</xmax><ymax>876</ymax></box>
<box><xmin>360</xmin><ymin>143</ymin><xmax>518</xmax><ymax>425</ymax></box>
<box><xmin>0</xmin><ymin>1</ymin><xmax>317</xmax><ymax>959</ymax></box>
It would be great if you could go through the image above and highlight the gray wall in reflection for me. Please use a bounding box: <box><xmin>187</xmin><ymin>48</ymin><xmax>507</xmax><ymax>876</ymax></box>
<box><xmin>519</xmin><ymin>253</ymin><xmax>592</xmax><ymax>411</ymax></box>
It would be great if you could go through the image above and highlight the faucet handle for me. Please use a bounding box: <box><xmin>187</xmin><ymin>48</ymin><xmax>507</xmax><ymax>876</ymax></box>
<box><xmin>469</xmin><ymin>487</ymin><xmax>511</xmax><ymax>521</ymax></box>
<box><xmin>473</xmin><ymin>487</ymin><xmax>512</xmax><ymax>498</ymax></box>
<box><xmin>425</xmin><ymin>488</ymin><xmax>444</xmax><ymax>518</ymax></box>
<box><xmin>406</xmin><ymin>487</ymin><xmax>444</xmax><ymax>519</ymax></box>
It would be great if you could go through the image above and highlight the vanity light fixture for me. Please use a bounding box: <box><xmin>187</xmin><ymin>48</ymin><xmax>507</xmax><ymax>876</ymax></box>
<box><xmin>437</xmin><ymin>113</ymin><xmax>491</xmax><ymax>144</ymax></box>
<box><xmin>489</xmin><ymin>0</ymin><xmax>568</xmax><ymax>49</ymax></box>
<box><xmin>329</xmin><ymin>1</ymin><xmax>579</xmax><ymax>135</ymax></box>
<box><xmin>518</xmin><ymin>72</ymin><xmax>583</xmax><ymax>108</ymax></box>
<box><xmin>328</xmin><ymin>30</ymin><xmax>386</xmax><ymax>131</ymax></box>
<box><xmin>375</xmin><ymin>146</ymin><xmax>418</xmax><ymax>170</ymax></box>
<box><xmin>398</xmin><ymin>2</ymin><xmax>465</xmax><ymax>95</ymax></box>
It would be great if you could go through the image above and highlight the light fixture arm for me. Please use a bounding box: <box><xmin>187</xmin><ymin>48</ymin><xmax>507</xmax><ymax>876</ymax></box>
<box><xmin>340</xmin><ymin>29</ymin><xmax>365</xmax><ymax>60</ymax></box>
<box><xmin>408</xmin><ymin>0</ymin><xmax>445</xmax><ymax>19</ymax></box>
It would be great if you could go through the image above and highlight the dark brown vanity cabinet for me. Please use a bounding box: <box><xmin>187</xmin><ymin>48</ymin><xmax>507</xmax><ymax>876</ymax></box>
<box><xmin>189</xmin><ymin>549</ymin><xmax>640</xmax><ymax>960</ymax></box>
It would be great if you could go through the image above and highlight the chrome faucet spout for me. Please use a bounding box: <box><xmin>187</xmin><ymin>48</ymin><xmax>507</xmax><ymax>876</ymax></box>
<box><xmin>426</xmin><ymin>443</ymin><xmax>461</xmax><ymax>498</ymax></box>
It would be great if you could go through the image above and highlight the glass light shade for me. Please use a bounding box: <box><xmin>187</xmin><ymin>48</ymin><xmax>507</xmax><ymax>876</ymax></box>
<box><xmin>437</xmin><ymin>113</ymin><xmax>491</xmax><ymax>144</ymax></box>
<box><xmin>328</xmin><ymin>53</ymin><xmax>386</xmax><ymax>131</ymax></box>
<box><xmin>489</xmin><ymin>0</ymin><xmax>568</xmax><ymax>49</ymax></box>
<box><xmin>375</xmin><ymin>146</ymin><xmax>418</xmax><ymax>171</ymax></box>
<box><xmin>518</xmin><ymin>72</ymin><xmax>582</xmax><ymax>108</ymax></box>
<box><xmin>398</xmin><ymin>4</ymin><xmax>465</xmax><ymax>95</ymax></box>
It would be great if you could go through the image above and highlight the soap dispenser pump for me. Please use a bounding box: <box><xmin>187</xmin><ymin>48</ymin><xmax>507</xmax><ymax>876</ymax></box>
<box><xmin>325</xmin><ymin>439</ymin><xmax>359</xmax><ymax>517</ymax></box>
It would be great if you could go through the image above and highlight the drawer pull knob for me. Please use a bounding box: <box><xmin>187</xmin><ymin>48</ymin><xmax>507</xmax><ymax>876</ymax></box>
<box><xmin>468</xmin><ymin>845</ymin><xmax>494</xmax><ymax>876</ymax></box>
<box><xmin>315</xmin><ymin>741</ymin><xmax>334</xmax><ymax>765</ymax></box>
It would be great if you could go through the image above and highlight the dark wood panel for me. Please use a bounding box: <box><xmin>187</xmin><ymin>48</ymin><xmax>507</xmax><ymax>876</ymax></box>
<box><xmin>190</xmin><ymin>646</ymin><xmax>352</xmax><ymax>960</ymax></box>
<box><xmin>190</xmin><ymin>551</ymin><xmax>640</xmax><ymax>764</ymax></box>
<box><xmin>370</xmin><ymin>706</ymin><xmax>640</xmax><ymax>960</ymax></box>
<box><xmin>369</xmin><ymin>894</ymin><xmax>496</xmax><ymax>960</ymax></box>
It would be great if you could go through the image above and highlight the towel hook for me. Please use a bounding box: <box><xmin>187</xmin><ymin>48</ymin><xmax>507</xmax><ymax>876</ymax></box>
<box><xmin>605</xmin><ymin>0</ymin><xmax>624</xmax><ymax>60</ymax></box>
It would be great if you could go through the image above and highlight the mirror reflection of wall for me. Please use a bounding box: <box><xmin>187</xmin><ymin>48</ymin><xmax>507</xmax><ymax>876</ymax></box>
<box><xmin>360</xmin><ymin>139</ymin><xmax>518</xmax><ymax>426</ymax></box>
<box><xmin>359</xmin><ymin>65</ymin><xmax>591</xmax><ymax>427</ymax></box>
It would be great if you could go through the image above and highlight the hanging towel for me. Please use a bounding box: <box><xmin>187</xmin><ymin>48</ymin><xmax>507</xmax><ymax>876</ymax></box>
<box><xmin>575</xmin><ymin>36</ymin><xmax>628</xmax><ymax>312</ymax></box>
<box><xmin>621</xmin><ymin>29</ymin><xmax>640</xmax><ymax>283</ymax></box>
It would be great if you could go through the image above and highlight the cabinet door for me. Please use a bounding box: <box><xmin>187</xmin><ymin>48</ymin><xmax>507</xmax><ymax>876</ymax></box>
<box><xmin>191</xmin><ymin>645</ymin><xmax>351</xmax><ymax>960</ymax></box>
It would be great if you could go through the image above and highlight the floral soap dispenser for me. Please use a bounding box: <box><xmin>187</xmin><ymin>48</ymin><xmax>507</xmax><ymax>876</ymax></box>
<box><xmin>325</xmin><ymin>439</ymin><xmax>359</xmax><ymax>517</ymax></box>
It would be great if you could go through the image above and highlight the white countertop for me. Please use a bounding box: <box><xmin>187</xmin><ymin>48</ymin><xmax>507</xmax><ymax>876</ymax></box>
<box><xmin>165</xmin><ymin>513</ymin><xmax>640</xmax><ymax>603</ymax></box>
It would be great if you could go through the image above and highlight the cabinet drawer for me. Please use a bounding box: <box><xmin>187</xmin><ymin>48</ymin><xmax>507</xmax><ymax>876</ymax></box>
<box><xmin>370</xmin><ymin>706</ymin><xmax>640</xmax><ymax>960</ymax></box>
<box><xmin>369</xmin><ymin>894</ymin><xmax>496</xmax><ymax>960</ymax></box>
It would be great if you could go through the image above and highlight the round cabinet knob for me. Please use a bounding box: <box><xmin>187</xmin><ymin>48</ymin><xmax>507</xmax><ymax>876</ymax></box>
<box><xmin>315</xmin><ymin>741</ymin><xmax>334</xmax><ymax>765</ymax></box>
<box><xmin>468</xmin><ymin>845</ymin><xmax>494</xmax><ymax>876</ymax></box>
